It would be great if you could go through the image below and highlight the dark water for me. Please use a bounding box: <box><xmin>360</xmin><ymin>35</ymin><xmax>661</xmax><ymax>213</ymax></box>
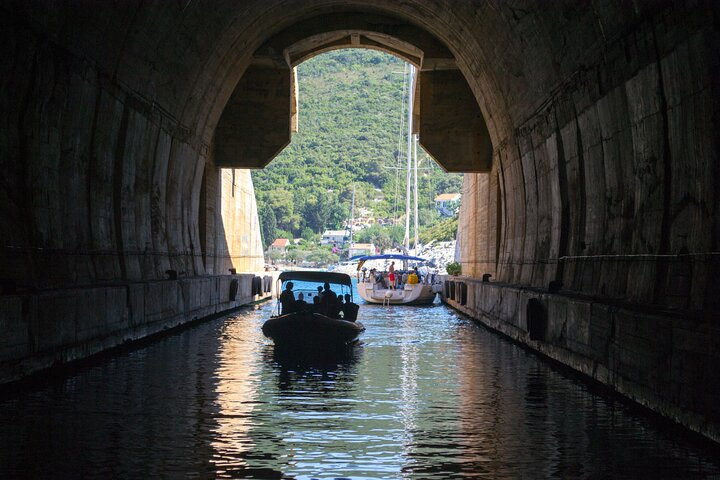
<box><xmin>1</xmin><ymin>299</ymin><xmax>719</xmax><ymax>479</ymax></box>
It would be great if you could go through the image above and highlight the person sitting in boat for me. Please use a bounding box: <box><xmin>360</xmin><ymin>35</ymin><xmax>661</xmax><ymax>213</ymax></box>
<box><xmin>312</xmin><ymin>294</ymin><xmax>321</xmax><ymax>313</ymax></box>
<box><xmin>343</xmin><ymin>293</ymin><xmax>359</xmax><ymax>322</ymax></box>
<box><xmin>401</xmin><ymin>271</ymin><xmax>409</xmax><ymax>288</ymax></box>
<box><xmin>279</xmin><ymin>282</ymin><xmax>296</xmax><ymax>314</ymax></box>
<box><xmin>372</xmin><ymin>269</ymin><xmax>386</xmax><ymax>289</ymax></box>
<box><xmin>406</xmin><ymin>267</ymin><xmax>420</xmax><ymax>284</ymax></box>
<box><xmin>320</xmin><ymin>282</ymin><xmax>338</xmax><ymax>316</ymax></box>
<box><xmin>336</xmin><ymin>295</ymin><xmax>345</xmax><ymax>318</ymax></box>
<box><xmin>418</xmin><ymin>266</ymin><xmax>430</xmax><ymax>284</ymax></box>
<box><xmin>295</xmin><ymin>292</ymin><xmax>309</xmax><ymax>312</ymax></box>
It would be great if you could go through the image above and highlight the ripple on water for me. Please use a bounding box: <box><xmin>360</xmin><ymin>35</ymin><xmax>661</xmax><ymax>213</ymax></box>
<box><xmin>0</xmin><ymin>301</ymin><xmax>719</xmax><ymax>479</ymax></box>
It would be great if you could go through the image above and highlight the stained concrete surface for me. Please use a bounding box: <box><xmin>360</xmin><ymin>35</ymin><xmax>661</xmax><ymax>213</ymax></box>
<box><xmin>0</xmin><ymin>0</ymin><xmax>718</xmax><ymax>443</ymax></box>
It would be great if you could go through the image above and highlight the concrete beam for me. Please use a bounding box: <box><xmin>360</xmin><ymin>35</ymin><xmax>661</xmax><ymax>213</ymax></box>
<box><xmin>291</xmin><ymin>67</ymin><xmax>298</xmax><ymax>133</ymax></box>
<box><xmin>283</xmin><ymin>30</ymin><xmax>423</xmax><ymax>67</ymax></box>
<box><xmin>418</xmin><ymin>70</ymin><xmax>493</xmax><ymax>173</ymax></box>
<box><xmin>259</xmin><ymin>12</ymin><xmax>453</xmax><ymax>66</ymax></box>
<box><xmin>214</xmin><ymin>65</ymin><xmax>291</xmax><ymax>169</ymax></box>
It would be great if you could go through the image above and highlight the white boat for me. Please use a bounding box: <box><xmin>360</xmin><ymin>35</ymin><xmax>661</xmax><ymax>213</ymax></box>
<box><xmin>355</xmin><ymin>254</ymin><xmax>442</xmax><ymax>305</ymax></box>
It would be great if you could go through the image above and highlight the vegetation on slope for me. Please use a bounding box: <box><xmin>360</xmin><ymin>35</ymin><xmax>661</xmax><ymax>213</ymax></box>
<box><xmin>252</xmin><ymin>49</ymin><xmax>463</xmax><ymax>248</ymax></box>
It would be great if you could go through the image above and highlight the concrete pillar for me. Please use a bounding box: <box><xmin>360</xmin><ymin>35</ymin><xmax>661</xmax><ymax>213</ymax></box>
<box><xmin>214</xmin><ymin>65</ymin><xmax>292</xmax><ymax>169</ymax></box>
<box><xmin>418</xmin><ymin>69</ymin><xmax>492</xmax><ymax>173</ymax></box>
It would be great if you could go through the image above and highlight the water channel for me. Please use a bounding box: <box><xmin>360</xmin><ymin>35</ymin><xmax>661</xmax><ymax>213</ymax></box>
<box><xmin>1</xmin><ymin>292</ymin><xmax>719</xmax><ymax>479</ymax></box>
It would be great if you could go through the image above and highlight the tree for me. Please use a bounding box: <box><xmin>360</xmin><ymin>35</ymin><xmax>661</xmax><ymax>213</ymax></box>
<box><xmin>355</xmin><ymin>224</ymin><xmax>404</xmax><ymax>252</ymax></box>
<box><xmin>302</xmin><ymin>191</ymin><xmax>349</xmax><ymax>233</ymax></box>
<box><xmin>259</xmin><ymin>205</ymin><xmax>277</xmax><ymax>249</ymax></box>
<box><xmin>300</xmin><ymin>227</ymin><xmax>317</xmax><ymax>243</ymax></box>
<box><xmin>286</xmin><ymin>247</ymin><xmax>307</xmax><ymax>263</ymax></box>
<box><xmin>307</xmin><ymin>249</ymin><xmax>339</xmax><ymax>266</ymax></box>
<box><xmin>275</xmin><ymin>229</ymin><xmax>294</xmax><ymax>241</ymax></box>
<box><xmin>267</xmin><ymin>189</ymin><xmax>298</xmax><ymax>232</ymax></box>
<box><xmin>267</xmin><ymin>250</ymin><xmax>282</xmax><ymax>264</ymax></box>
<box><xmin>252</xmin><ymin>48</ymin><xmax>464</xmax><ymax>242</ymax></box>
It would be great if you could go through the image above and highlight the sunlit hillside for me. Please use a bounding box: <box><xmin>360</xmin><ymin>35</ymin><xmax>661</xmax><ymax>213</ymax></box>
<box><xmin>252</xmin><ymin>49</ymin><xmax>462</xmax><ymax>247</ymax></box>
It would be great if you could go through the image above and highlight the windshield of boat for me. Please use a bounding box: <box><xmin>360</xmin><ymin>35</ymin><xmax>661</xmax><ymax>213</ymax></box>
<box><xmin>279</xmin><ymin>279</ymin><xmax>353</xmax><ymax>305</ymax></box>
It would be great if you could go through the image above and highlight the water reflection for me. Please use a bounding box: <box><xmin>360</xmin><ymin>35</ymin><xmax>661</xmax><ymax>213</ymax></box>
<box><xmin>0</xmin><ymin>301</ymin><xmax>719</xmax><ymax>479</ymax></box>
<box><xmin>209</xmin><ymin>310</ymin><xmax>264</xmax><ymax>477</ymax></box>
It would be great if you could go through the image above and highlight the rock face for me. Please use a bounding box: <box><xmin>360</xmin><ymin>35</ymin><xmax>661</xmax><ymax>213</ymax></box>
<box><xmin>0</xmin><ymin>0</ymin><xmax>718</xmax><ymax>439</ymax></box>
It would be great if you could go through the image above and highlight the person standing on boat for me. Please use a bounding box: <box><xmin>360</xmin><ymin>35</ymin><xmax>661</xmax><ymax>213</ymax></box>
<box><xmin>371</xmin><ymin>268</ymin><xmax>385</xmax><ymax>289</ymax></box>
<box><xmin>321</xmin><ymin>282</ymin><xmax>338</xmax><ymax>315</ymax></box>
<box><xmin>388</xmin><ymin>261</ymin><xmax>396</xmax><ymax>290</ymax></box>
<box><xmin>279</xmin><ymin>282</ymin><xmax>296</xmax><ymax>314</ymax></box>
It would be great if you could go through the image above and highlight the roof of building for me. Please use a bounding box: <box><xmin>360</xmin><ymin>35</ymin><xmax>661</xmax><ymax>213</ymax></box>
<box><xmin>322</xmin><ymin>230</ymin><xmax>348</xmax><ymax>236</ymax></box>
<box><xmin>271</xmin><ymin>238</ymin><xmax>291</xmax><ymax>247</ymax></box>
<box><xmin>349</xmin><ymin>243</ymin><xmax>375</xmax><ymax>249</ymax></box>
<box><xmin>434</xmin><ymin>193</ymin><xmax>462</xmax><ymax>202</ymax></box>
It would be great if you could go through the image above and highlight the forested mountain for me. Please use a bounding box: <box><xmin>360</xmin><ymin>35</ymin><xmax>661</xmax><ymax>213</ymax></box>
<box><xmin>252</xmin><ymin>49</ymin><xmax>462</xmax><ymax>248</ymax></box>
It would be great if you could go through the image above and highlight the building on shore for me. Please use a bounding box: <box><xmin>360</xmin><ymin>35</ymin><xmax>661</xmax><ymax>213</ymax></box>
<box><xmin>348</xmin><ymin>243</ymin><xmax>376</xmax><ymax>258</ymax></box>
<box><xmin>321</xmin><ymin>229</ymin><xmax>350</xmax><ymax>245</ymax></box>
<box><xmin>434</xmin><ymin>193</ymin><xmax>461</xmax><ymax>217</ymax></box>
<box><xmin>269</xmin><ymin>238</ymin><xmax>291</xmax><ymax>254</ymax></box>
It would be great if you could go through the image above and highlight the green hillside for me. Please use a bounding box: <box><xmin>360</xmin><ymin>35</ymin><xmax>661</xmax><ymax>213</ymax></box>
<box><xmin>252</xmin><ymin>49</ymin><xmax>462</xmax><ymax>247</ymax></box>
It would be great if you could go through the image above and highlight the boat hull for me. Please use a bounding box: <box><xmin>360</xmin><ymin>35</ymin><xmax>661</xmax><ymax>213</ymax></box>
<box><xmin>262</xmin><ymin>312</ymin><xmax>365</xmax><ymax>347</ymax></box>
<box><xmin>357</xmin><ymin>282</ymin><xmax>437</xmax><ymax>305</ymax></box>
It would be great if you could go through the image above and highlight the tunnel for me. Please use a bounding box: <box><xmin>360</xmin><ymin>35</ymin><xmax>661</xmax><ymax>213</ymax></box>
<box><xmin>1</xmin><ymin>0</ymin><xmax>719</xmax><ymax>443</ymax></box>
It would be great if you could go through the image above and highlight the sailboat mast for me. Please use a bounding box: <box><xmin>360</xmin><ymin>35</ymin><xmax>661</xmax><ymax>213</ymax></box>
<box><xmin>403</xmin><ymin>64</ymin><xmax>415</xmax><ymax>251</ymax></box>
<box><xmin>393</xmin><ymin>63</ymin><xmax>408</xmax><ymax>226</ymax></box>
<box><xmin>413</xmin><ymin>134</ymin><xmax>419</xmax><ymax>250</ymax></box>
<box><xmin>349</xmin><ymin>185</ymin><xmax>355</xmax><ymax>246</ymax></box>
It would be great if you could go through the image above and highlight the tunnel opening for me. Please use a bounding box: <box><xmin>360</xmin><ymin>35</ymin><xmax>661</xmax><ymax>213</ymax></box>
<box><xmin>248</xmin><ymin>48</ymin><xmax>465</xmax><ymax>265</ymax></box>
<box><xmin>212</xmin><ymin>13</ymin><xmax>494</xmax><ymax>175</ymax></box>
<box><xmin>209</xmin><ymin>10</ymin><xmax>496</xmax><ymax>272</ymax></box>
<box><xmin>2</xmin><ymin>1</ymin><xmax>719</xmax><ymax>444</ymax></box>
<box><xmin>208</xmin><ymin>12</ymin><xmax>495</xmax><ymax>273</ymax></box>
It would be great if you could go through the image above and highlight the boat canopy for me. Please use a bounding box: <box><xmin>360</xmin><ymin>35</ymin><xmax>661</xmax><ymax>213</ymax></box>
<box><xmin>278</xmin><ymin>270</ymin><xmax>353</xmax><ymax>287</ymax></box>
<box><xmin>355</xmin><ymin>254</ymin><xmax>427</xmax><ymax>271</ymax></box>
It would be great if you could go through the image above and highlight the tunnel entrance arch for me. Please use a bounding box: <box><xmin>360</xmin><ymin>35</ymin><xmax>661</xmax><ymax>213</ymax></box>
<box><xmin>212</xmin><ymin>12</ymin><xmax>493</xmax><ymax>174</ymax></box>
<box><xmin>2</xmin><ymin>0</ymin><xmax>719</xmax><ymax>443</ymax></box>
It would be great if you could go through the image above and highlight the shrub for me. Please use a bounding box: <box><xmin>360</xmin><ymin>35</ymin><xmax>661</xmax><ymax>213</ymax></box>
<box><xmin>446</xmin><ymin>262</ymin><xmax>462</xmax><ymax>276</ymax></box>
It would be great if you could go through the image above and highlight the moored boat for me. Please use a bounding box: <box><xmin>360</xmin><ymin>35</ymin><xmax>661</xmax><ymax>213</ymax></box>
<box><xmin>262</xmin><ymin>271</ymin><xmax>365</xmax><ymax>347</ymax></box>
<box><xmin>355</xmin><ymin>254</ymin><xmax>442</xmax><ymax>305</ymax></box>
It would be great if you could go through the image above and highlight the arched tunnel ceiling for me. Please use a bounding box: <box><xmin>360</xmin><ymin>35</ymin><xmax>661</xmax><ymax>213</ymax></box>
<box><xmin>213</xmin><ymin>10</ymin><xmax>492</xmax><ymax>173</ymax></box>
<box><xmin>2</xmin><ymin>0</ymin><xmax>719</xmax><ymax>441</ymax></box>
<box><xmin>2</xmin><ymin>0</ymin><xmax>718</xmax><ymax>310</ymax></box>
<box><xmin>281</xmin><ymin>31</ymin><xmax>424</xmax><ymax>67</ymax></box>
<box><xmin>256</xmin><ymin>12</ymin><xmax>453</xmax><ymax>68</ymax></box>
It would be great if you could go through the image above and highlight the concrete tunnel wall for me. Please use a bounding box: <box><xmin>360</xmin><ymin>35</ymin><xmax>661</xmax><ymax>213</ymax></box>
<box><xmin>0</xmin><ymin>0</ymin><xmax>719</xmax><ymax>439</ymax></box>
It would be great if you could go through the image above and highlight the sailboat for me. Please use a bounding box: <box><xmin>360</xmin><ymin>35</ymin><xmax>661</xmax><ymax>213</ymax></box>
<box><xmin>356</xmin><ymin>64</ymin><xmax>441</xmax><ymax>305</ymax></box>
